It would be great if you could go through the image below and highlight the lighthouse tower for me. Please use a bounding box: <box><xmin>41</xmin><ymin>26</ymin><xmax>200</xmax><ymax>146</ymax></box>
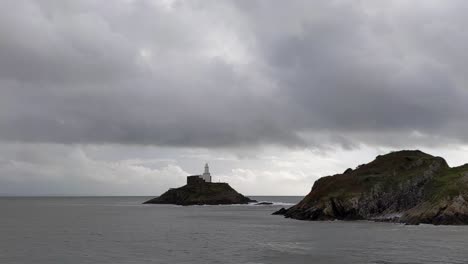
<box><xmin>201</xmin><ymin>163</ymin><xmax>212</xmax><ymax>182</ymax></box>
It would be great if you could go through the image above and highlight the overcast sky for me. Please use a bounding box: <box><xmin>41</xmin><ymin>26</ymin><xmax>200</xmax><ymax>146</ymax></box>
<box><xmin>1</xmin><ymin>0</ymin><xmax>468</xmax><ymax>196</ymax></box>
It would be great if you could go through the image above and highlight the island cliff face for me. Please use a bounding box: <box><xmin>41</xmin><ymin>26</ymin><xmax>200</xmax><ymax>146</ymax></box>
<box><xmin>275</xmin><ymin>150</ymin><xmax>468</xmax><ymax>225</ymax></box>
<box><xmin>143</xmin><ymin>181</ymin><xmax>255</xmax><ymax>206</ymax></box>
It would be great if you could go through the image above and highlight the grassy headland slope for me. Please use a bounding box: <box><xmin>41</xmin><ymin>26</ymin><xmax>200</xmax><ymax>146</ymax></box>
<box><xmin>275</xmin><ymin>150</ymin><xmax>468</xmax><ymax>225</ymax></box>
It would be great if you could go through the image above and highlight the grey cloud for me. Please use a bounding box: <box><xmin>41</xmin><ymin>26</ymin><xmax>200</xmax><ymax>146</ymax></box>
<box><xmin>237</xmin><ymin>0</ymin><xmax>468</xmax><ymax>145</ymax></box>
<box><xmin>0</xmin><ymin>143</ymin><xmax>189</xmax><ymax>195</ymax></box>
<box><xmin>1</xmin><ymin>0</ymin><xmax>468</xmax><ymax>149</ymax></box>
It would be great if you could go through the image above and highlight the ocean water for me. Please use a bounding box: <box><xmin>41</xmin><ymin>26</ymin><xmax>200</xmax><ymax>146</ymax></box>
<box><xmin>1</xmin><ymin>196</ymin><xmax>468</xmax><ymax>264</ymax></box>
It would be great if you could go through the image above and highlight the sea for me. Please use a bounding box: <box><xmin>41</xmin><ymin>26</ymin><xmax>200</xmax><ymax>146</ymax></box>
<box><xmin>1</xmin><ymin>196</ymin><xmax>467</xmax><ymax>264</ymax></box>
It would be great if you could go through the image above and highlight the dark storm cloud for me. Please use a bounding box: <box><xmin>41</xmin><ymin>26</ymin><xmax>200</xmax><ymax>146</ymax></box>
<box><xmin>2</xmin><ymin>0</ymin><xmax>468</xmax><ymax>148</ymax></box>
<box><xmin>258</xmin><ymin>2</ymin><xmax>468</xmax><ymax>132</ymax></box>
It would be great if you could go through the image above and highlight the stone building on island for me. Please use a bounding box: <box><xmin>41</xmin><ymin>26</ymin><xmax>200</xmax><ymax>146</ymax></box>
<box><xmin>186</xmin><ymin>163</ymin><xmax>212</xmax><ymax>185</ymax></box>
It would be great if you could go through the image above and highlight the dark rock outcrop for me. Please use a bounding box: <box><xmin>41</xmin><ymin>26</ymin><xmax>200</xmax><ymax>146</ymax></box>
<box><xmin>255</xmin><ymin>202</ymin><xmax>274</xmax><ymax>205</ymax></box>
<box><xmin>277</xmin><ymin>150</ymin><xmax>468</xmax><ymax>225</ymax></box>
<box><xmin>272</xmin><ymin>207</ymin><xmax>287</xmax><ymax>215</ymax></box>
<box><xmin>143</xmin><ymin>181</ymin><xmax>255</xmax><ymax>206</ymax></box>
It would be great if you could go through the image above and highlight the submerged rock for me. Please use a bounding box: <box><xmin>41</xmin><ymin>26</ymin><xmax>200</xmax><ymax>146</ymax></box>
<box><xmin>255</xmin><ymin>202</ymin><xmax>274</xmax><ymax>205</ymax></box>
<box><xmin>272</xmin><ymin>207</ymin><xmax>287</xmax><ymax>215</ymax></box>
<box><xmin>143</xmin><ymin>181</ymin><xmax>256</xmax><ymax>206</ymax></box>
<box><xmin>278</xmin><ymin>150</ymin><xmax>468</xmax><ymax>225</ymax></box>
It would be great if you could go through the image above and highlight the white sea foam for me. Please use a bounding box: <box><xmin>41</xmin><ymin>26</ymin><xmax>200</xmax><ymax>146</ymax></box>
<box><xmin>250</xmin><ymin>201</ymin><xmax>295</xmax><ymax>206</ymax></box>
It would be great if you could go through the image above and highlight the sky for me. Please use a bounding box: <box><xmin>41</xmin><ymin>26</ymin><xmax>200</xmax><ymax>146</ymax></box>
<box><xmin>2</xmin><ymin>0</ymin><xmax>468</xmax><ymax>196</ymax></box>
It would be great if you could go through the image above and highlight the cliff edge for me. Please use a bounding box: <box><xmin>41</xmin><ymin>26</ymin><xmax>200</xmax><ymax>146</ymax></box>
<box><xmin>274</xmin><ymin>150</ymin><xmax>468</xmax><ymax>225</ymax></box>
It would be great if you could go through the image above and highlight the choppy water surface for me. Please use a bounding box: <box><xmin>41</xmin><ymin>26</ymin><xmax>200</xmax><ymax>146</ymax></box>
<box><xmin>1</xmin><ymin>196</ymin><xmax>467</xmax><ymax>264</ymax></box>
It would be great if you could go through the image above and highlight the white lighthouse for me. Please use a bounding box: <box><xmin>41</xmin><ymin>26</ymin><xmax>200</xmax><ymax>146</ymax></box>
<box><xmin>201</xmin><ymin>163</ymin><xmax>212</xmax><ymax>182</ymax></box>
<box><xmin>186</xmin><ymin>163</ymin><xmax>213</xmax><ymax>184</ymax></box>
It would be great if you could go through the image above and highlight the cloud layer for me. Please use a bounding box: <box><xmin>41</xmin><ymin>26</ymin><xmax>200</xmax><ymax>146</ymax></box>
<box><xmin>2</xmin><ymin>0</ymin><xmax>468</xmax><ymax>148</ymax></box>
<box><xmin>2</xmin><ymin>1</ymin><xmax>468</xmax><ymax>195</ymax></box>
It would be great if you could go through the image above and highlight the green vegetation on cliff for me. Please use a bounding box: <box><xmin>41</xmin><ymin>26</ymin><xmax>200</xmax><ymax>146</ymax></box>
<box><xmin>274</xmin><ymin>150</ymin><xmax>468</xmax><ymax>225</ymax></box>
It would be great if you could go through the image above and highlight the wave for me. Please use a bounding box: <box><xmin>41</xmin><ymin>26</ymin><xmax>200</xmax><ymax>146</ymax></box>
<box><xmin>248</xmin><ymin>201</ymin><xmax>295</xmax><ymax>206</ymax></box>
<box><xmin>191</xmin><ymin>201</ymin><xmax>295</xmax><ymax>207</ymax></box>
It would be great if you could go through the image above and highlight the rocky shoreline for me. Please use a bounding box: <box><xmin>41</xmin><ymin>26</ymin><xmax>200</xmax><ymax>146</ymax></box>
<box><xmin>143</xmin><ymin>182</ymin><xmax>255</xmax><ymax>206</ymax></box>
<box><xmin>273</xmin><ymin>150</ymin><xmax>468</xmax><ymax>225</ymax></box>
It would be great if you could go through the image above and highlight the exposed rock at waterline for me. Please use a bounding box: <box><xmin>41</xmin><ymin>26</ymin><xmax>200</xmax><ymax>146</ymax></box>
<box><xmin>143</xmin><ymin>181</ymin><xmax>255</xmax><ymax>206</ymax></box>
<box><xmin>275</xmin><ymin>150</ymin><xmax>468</xmax><ymax>225</ymax></box>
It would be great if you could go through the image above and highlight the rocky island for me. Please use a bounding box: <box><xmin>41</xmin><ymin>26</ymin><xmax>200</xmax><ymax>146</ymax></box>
<box><xmin>144</xmin><ymin>163</ymin><xmax>255</xmax><ymax>205</ymax></box>
<box><xmin>274</xmin><ymin>150</ymin><xmax>468</xmax><ymax>225</ymax></box>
